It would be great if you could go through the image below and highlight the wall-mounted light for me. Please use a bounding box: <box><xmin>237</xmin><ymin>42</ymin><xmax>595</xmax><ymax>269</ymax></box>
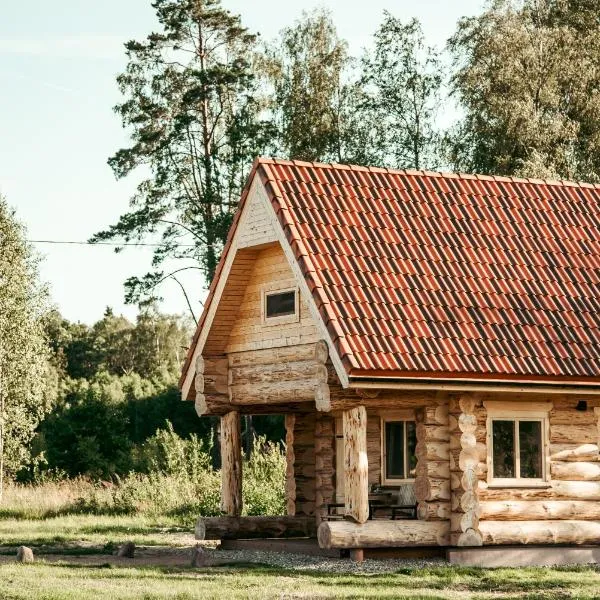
<box><xmin>576</xmin><ymin>400</ymin><xmax>588</xmax><ymax>412</ymax></box>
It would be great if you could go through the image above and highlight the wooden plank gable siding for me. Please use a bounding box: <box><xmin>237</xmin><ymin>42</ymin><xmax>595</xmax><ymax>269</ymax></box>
<box><xmin>235</xmin><ymin>179</ymin><xmax>277</xmax><ymax>249</ymax></box>
<box><xmin>225</xmin><ymin>244</ymin><xmax>320</xmax><ymax>354</ymax></box>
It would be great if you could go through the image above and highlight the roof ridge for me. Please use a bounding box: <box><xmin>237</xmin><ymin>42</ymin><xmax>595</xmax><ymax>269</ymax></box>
<box><xmin>255</xmin><ymin>156</ymin><xmax>600</xmax><ymax>190</ymax></box>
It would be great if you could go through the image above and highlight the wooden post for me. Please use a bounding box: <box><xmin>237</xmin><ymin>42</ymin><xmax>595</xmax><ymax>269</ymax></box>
<box><xmin>221</xmin><ymin>411</ymin><xmax>242</xmax><ymax>516</ymax></box>
<box><xmin>343</xmin><ymin>406</ymin><xmax>369</xmax><ymax>524</ymax></box>
<box><xmin>285</xmin><ymin>414</ymin><xmax>296</xmax><ymax>516</ymax></box>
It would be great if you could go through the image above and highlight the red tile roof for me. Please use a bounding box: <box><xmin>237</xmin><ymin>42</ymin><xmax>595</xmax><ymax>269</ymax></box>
<box><xmin>181</xmin><ymin>158</ymin><xmax>600</xmax><ymax>387</ymax></box>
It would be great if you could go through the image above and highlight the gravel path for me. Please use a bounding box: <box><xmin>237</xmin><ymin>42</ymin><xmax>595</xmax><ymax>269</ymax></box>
<box><xmin>210</xmin><ymin>547</ymin><xmax>448</xmax><ymax>573</ymax></box>
<box><xmin>0</xmin><ymin>544</ymin><xmax>448</xmax><ymax>573</ymax></box>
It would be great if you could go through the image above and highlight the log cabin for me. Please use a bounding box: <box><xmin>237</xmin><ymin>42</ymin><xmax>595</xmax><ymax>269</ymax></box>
<box><xmin>180</xmin><ymin>158</ymin><xmax>600</xmax><ymax>563</ymax></box>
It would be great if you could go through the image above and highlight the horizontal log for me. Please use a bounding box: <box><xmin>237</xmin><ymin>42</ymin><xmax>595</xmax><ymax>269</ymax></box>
<box><xmin>230</xmin><ymin>379</ymin><xmax>326</xmax><ymax>405</ymax></box>
<box><xmin>480</xmin><ymin>500</ymin><xmax>600</xmax><ymax>521</ymax></box>
<box><xmin>417</xmin><ymin>424</ymin><xmax>450</xmax><ymax>443</ymax></box>
<box><xmin>416</xmin><ymin>460</ymin><xmax>450</xmax><ymax>480</ymax></box>
<box><xmin>317</xmin><ymin>520</ymin><xmax>450</xmax><ymax>549</ymax></box>
<box><xmin>228</xmin><ymin>341</ymin><xmax>328</xmax><ymax>368</ymax></box>
<box><xmin>415</xmin><ymin>477</ymin><xmax>451</xmax><ymax>503</ymax></box>
<box><xmin>551</xmin><ymin>461</ymin><xmax>600</xmax><ymax>481</ymax></box>
<box><xmin>195</xmin><ymin>393</ymin><xmax>312</xmax><ymax>416</ymax></box>
<box><xmin>416</xmin><ymin>441</ymin><xmax>449</xmax><ymax>462</ymax></box>
<box><xmin>479</xmin><ymin>520</ymin><xmax>600</xmax><ymax>545</ymax></box>
<box><xmin>229</xmin><ymin>360</ymin><xmax>328</xmax><ymax>386</ymax></box>
<box><xmin>417</xmin><ymin>501</ymin><xmax>450</xmax><ymax>521</ymax></box>
<box><xmin>196</xmin><ymin>516</ymin><xmax>318</xmax><ymax>540</ymax></box>
<box><xmin>479</xmin><ymin>481</ymin><xmax>600</xmax><ymax>501</ymax></box>
<box><xmin>550</xmin><ymin>423</ymin><xmax>597</xmax><ymax>444</ymax></box>
<box><xmin>550</xmin><ymin>444</ymin><xmax>599</xmax><ymax>462</ymax></box>
<box><xmin>550</xmin><ymin>410</ymin><xmax>598</xmax><ymax>426</ymax></box>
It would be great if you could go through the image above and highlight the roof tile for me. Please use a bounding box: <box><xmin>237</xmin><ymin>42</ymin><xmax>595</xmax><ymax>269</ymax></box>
<box><xmin>256</xmin><ymin>159</ymin><xmax>600</xmax><ymax>381</ymax></box>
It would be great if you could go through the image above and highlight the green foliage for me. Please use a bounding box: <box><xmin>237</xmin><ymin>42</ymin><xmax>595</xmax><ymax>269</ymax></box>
<box><xmin>266</xmin><ymin>9</ymin><xmax>352</xmax><ymax>162</ymax></box>
<box><xmin>242</xmin><ymin>437</ymin><xmax>286</xmax><ymax>516</ymax></box>
<box><xmin>36</xmin><ymin>374</ymin><xmax>206</xmax><ymax>480</ymax></box>
<box><xmin>0</xmin><ymin>197</ymin><xmax>53</xmax><ymax>480</ymax></box>
<box><xmin>134</xmin><ymin>421</ymin><xmax>212</xmax><ymax>477</ymax></box>
<box><xmin>44</xmin><ymin>307</ymin><xmax>191</xmax><ymax>381</ymax></box>
<box><xmin>361</xmin><ymin>14</ymin><xmax>443</xmax><ymax>169</ymax></box>
<box><xmin>91</xmin><ymin>0</ymin><xmax>273</xmax><ymax>294</ymax></box>
<box><xmin>448</xmin><ymin>0</ymin><xmax>600</xmax><ymax>179</ymax></box>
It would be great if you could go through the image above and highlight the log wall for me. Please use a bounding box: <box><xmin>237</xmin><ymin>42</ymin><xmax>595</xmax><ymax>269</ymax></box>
<box><xmin>477</xmin><ymin>396</ymin><xmax>600</xmax><ymax>545</ymax></box>
<box><xmin>447</xmin><ymin>396</ymin><xmax>483</xmax><ymax>546</ymax></box>
<box><xmin>315</xmin><ymin>414</ymin><xmax>336</xmax><ymax>523</ymax></box>
<box><xmin>293</xmin><ymin>412</ymin><xmax>317</xmax><ymax>516</ymax></box>
<box><xmin>416</xmin><ymin>403</ymin><xmax>451</xmax><ymax>523</ymax></box>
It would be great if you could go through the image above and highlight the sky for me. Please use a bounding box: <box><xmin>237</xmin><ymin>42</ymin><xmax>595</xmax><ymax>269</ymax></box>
<box><xmin>0</xmin><ymin>0</ymin><xmax>484</xmax><ymax>325</ymax></box>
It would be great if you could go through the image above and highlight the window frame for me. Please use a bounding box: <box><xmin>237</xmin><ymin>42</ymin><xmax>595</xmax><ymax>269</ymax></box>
<box><xmin>484</xmin><ymin>401</ymin><xmax>552</xmax><ymax>488</ymax></box>
<box><xmin>261</xmin><ymin>285</ymin><xmax>299</xmax><ymax>326</ymax></box>
<box><xmin>380</xmin><ymin>410</ymin><xmax>417</xmax><ymax>485</ymax></box>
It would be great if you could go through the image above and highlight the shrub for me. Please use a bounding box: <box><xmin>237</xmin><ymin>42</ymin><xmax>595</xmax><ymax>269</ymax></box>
<box><xmin>243</xmin><ymin>437</ymin><xmax>286</xmax><ymax>516</ymax></box>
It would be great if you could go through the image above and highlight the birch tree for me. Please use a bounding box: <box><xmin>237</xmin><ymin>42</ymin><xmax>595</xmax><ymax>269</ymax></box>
<box><xmin>0</xmin><ymin>197</ymin><xmax>51</xmax><ymax>496</ymax></box>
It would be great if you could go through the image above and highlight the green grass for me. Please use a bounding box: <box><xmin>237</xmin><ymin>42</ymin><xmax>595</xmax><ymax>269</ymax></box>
<box><xmin>0</xmin><ymin>514</ymin><xmax>195</xmax><ymax>550</ymax></box>
<box><xmin>0</xmin><ymin>563</ymin><xmax>599</xmax><ymax>599</ymax></box>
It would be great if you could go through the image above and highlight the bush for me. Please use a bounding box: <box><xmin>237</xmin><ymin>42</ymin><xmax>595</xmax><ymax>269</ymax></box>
<box><xmin>243</xmin><ymin>437</ymin><xmax>286</xmax><ymax>516</ymax></box>
<box><xmin>9</xmin><ymin>428</ymin><xmax>286</xmax><ymax>524</ymax></box>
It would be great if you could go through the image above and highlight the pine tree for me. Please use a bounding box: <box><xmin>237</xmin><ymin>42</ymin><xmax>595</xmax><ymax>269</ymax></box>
<box><xmin>91</xmin><ymin>0</ymin><xmax>272</xmax><ymax>297</ymax></box>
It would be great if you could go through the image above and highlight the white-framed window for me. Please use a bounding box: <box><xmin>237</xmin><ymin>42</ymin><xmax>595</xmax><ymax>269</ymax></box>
<box><xmin>381</xmin><ymin>413</ymin><xmax>417</xmax><ymax>484</ymax></box>
<box><xmin>261</xmin><ymin>285</ymin><xmax>299</xmax><ymax>325</ymax></box>
<box><xmin>484</xmin><ymin>401</ymin><xmax>551</xmax><ymax>487</ymax></box>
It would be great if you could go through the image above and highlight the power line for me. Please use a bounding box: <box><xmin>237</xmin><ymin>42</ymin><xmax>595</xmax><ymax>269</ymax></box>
<box><xmin>29</xmin><ymin>239</ymin><xmax>196</xmax><ymax>248</ymax></box>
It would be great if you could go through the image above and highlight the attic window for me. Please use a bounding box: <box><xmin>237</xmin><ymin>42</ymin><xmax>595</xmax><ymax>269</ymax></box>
<box><xmin>264</xmin><ymin>289</ymin><xmax>298</xmax><ymax>321</ymax></box>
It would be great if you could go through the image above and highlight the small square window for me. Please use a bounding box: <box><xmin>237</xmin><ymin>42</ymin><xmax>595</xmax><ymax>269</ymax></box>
<box><xmin>265</xmin><ymin>290</ymin><xmax>296</xmax><ymax>319</ymax></box>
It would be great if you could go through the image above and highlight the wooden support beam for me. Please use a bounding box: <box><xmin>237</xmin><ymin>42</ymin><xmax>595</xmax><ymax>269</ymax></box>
<box><xmin>196</xmin><ymin>516</ymin><xmax>317</xmax><ymax>540</ymax></box>
<box><xmin>220</xmin><ymin>411</ymin><xmax>242</xmax><ymax>517</ymax></box>
<box><xmin>343</xmin><ymin>406</ymin><xmax>369</xmax><ymax>524</ymax></box>
<box><xmin>285</xmin><ymin>414</ymin><xmax>296</xmax><ymax>516</ymax></box>
<box><xmin>317</xmin><ymin>520</ymin><xmax>450</xmax><ymax>549</ymax></box>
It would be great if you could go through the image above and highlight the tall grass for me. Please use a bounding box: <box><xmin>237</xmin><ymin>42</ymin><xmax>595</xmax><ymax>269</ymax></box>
<box><xmin>0</xmin><ymin>429</ymin><xmax>286</xmax><ymax>525</ymax></box>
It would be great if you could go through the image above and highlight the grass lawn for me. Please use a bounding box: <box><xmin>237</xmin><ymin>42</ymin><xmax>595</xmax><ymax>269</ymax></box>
<box><xmin>0</xmin><ymin>562</ymin><xmax>600</xmax><ymax>599</ymax></box>
<box><xmin>0</xmin><ymin>514</ymin><xmax>195</xmax><ymax>550</ymax></box>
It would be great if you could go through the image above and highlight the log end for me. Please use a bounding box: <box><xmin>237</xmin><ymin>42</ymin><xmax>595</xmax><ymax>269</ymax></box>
<box><xmin>452</xmin><ymin>529</ymin><xmax>483</xmax><ymax>547</ymax></box>
<box><xmin>195</xmin><ymin>393</ymin><xmax>207</xmax><ymax>417</ymax></box>
<box><xmin>315</xmin><ymin>382</ymin><xmax>331</xmax><ymax>412</ymax></box>
<box><xmin>317</xmin><ymin>522</ymin><xmax>332</xmax><ymax>549</ymax></box>
<box><xmin>315</xmin><ymin>340</ymin><xmax>329</xmax><ymax>364</ymax></box>
<box><xmin>195</xmin><ymin>518</ymin><xmax>207</xmax><ymax>540</ymax></box>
